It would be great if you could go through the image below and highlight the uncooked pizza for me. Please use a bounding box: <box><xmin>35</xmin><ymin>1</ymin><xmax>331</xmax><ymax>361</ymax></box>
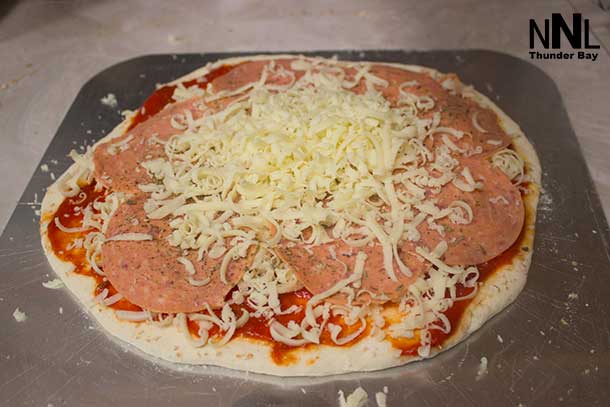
<box><xmin>40</xmin><ymin>55</ymin><xmax>541</xmax><ymax>376</ymax></box>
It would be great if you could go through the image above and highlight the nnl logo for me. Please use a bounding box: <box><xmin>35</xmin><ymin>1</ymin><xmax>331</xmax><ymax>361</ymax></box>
<box><xmin>529</xmin><ymin>13</ymin><xmax>599</xmax><ymax>61</ymax></box>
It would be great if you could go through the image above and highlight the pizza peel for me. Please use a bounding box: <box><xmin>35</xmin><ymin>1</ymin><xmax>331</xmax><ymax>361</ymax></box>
<box><xmin>1</xmin><ymin>50</ymin><xmax>608</xmax><ymax>406</ymax></box>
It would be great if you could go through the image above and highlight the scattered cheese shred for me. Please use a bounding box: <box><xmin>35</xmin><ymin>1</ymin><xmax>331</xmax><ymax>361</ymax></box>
<box><xmin>375</xmin><ymin>391</ymin><xmax>388</xmax><ymax>407</ymax></box>
<box><xmin>101</xmin><ymin>93</ymin><xmax>118</xmax><ymax>108</ymax></box>
<box><xmin>106</xmin><ymin>233</ymin><xmax>153</xmax><ymax>242</ymax></box>
<box><xmin>13</xmin><ymin>308</ymin><xmax>27</xmax><ymax>322</ymax></box>
<box><xmin>115</xmin><ymin>310</ymin><xmax>151</xmax><ymax>321</ymax></box>
<box><xmin>338</xmin><ymin>387</ymin><xmax>368</xmax><ymax>407</ymax></box>
<box><xmin>492</xmin><ymin>148</ymin><xmax>525</xmax><ymax>185</ymax></box>
<box><xmin>471</xmin><ymin>111</ymin><xmax>487</xmax><ymax>133</ymax></box>
<box><xmin>42</xmin><ymin>278</ymin><xmax>64</xmax><ymax>289</ymax></box>
<box><xmin>54</xmin><ymin>217</ymin><xmax>89</xmax><ymax>233</ymax></box>
<box><xmin>476</xmin><ymin>356</ymin><xmax>489</xmax><ymax>381</ymax></box>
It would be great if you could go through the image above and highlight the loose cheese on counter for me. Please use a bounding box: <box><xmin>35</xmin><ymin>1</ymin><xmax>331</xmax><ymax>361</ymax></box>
<box><xmin>42</xmin><ymin>278</ymin><xmax>64</xmax><ymax>289</ymax></box>
<box><xmin>338</xmin><ymin>387</ymin><xmax>369</xmax><ymax>407</ymax></box>
<box><xmin>12</xmin><ymin>308</ymin><xmax>27</xmax><ymax>322</ymax></box>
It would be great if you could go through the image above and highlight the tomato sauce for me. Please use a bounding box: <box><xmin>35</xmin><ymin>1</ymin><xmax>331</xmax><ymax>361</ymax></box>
<box><xmin>46</xmin><ymin>182</ymin><xmax>142</xmax><ymax>312</ymax></box>
<box><xmin>186</xmin><ymin>288</ymin><xmax>369</xmax><ymax>365</ymax></box>
<box><xmin>46</xmin><ymin>182</ymin><xmax>102</xmax><ymax>277</ymax></box>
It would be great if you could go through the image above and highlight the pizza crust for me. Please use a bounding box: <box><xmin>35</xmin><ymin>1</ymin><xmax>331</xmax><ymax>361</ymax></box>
<box><xmin>40</xmin><ymin>55</ymin><xmax>541</xmax><ymax>376</ymax></box>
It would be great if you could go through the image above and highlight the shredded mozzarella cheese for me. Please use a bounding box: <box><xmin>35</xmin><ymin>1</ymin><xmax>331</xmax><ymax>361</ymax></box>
<box><xmin>492</xmin><ymin>148</ymin><xmax>525</xmax><ymax>185</ymax></box>
<box><xmin>42</xmin><ymin>278</ymin><xmax>64</xmax><ymax>289</ymax></box>
<box><xmin>106</xmin><ymin>233</ymin><xmax>153</xmax><ymax>241</ymax></box>
<box><xmin>338</xmin><ymin>387</ymin><xmax>369</xmax><ymax>407</ymax></box>
<box><xmin>13</xmin><ymin>308</ymin><xmax>27</xmax><ymax>322</ymax></box>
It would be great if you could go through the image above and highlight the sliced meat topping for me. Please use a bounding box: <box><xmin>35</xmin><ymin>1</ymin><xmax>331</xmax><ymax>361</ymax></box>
<box><xmin>276</xmin><ymin>238</ymin><xmax>427</xmax><ymax>305</ymax></box>
<box><xmin>101</xmin><ymin>195</ymin><xmax>253</xmax><ymax>312</ymax></box>
<box><xmin>419</xmin><ymin>158</ymin><xmax>524</xmax><ymax>266</ymax></box>
<box><xmin>434</xmin><ymin>94</ymin><xmax>512</xmax><ymax>154</ymax></box>
<box><xmin>93</xmin><ymin>59</ymin><xmax>299</xmax><ymax>194</ymax></box>
<box><xmin>369</xmin><ymin>65</ymin><xmax>511</xmax><ymax>154</ymax></box>
<box><xmin>93</xmin><ymin>97</ymin><xmax>234</xmax><ymax>193</ymax></box>
<box><xmin>207</xmin><ymin>58</ymin><xmax>299</xmax><ymax>94</ymax></box>
<box><xmin>368</xmin><ymin>64</ymin><xmax>449</xmax><ymax>105</ymax></box>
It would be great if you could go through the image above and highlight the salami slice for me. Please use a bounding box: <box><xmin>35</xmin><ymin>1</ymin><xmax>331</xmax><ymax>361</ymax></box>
<box><xmin>368</xmin><ymin>65</ymin><xmax>511</xmax><ymax>154</ymax></box>
<box><xmin>206</xmin><ymin>59</ymin><xmax>298</xmax><ymax>93</ymax></box>
<box><xmin>435</xmin><ymin>94</ymin><xmax>512</xmax><ymax>154</ymax></box>
<box><xmin>101</xmin><ymin>195</ymin><xmax>253</xmax><ymax>312</ymax></box>
<box><xmin>276</xmin><ymin>238</ymin><xmax>427</xmax><ymax>304</ymax></box>
<box><xmin>93</xmin><ymin>97</ymin><xmax>234</xmax><ymax>193</ymax></box>
<box><xmin>93</xmin><ymin>59</ymin><xmax>299</xmax><ymax>194</ymax></box>
<box><xmin>419</xmin><ymin>158</ymin><xmax>524</xmax><ymax>266</ymax></box>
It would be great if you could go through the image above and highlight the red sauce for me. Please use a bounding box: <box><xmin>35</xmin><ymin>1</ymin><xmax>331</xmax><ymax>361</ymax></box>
<box><xmin>186</xmin><ymin>288</ymin><xmax>369</xmax><ymax>365</ymax></box>
<box><xmin>126</xmin><ymin>64</ymin><xmax>242</xmax><ymax>131</ymax></box>
<box><xmin>46</xmin><ymin>182</ymin><xmax>142</xmax><ymax>312</ymax></box>
<box><xmin>47</xmin><ymin>182</ymin><xmax>104</xmax><ymax>277</ymax></box>
<box><xmin>390</xmin><ymin>284</ymin><xmax>475</xmax><ymax>356</ymax></box>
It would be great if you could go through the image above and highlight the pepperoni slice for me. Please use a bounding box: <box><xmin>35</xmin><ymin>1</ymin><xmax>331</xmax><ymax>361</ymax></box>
<box><xmin>101</xmin><ymin>195</ymin><xmax>253</xmax><ymax>312</ymax></box>
<box><xmin>93</xmin><ymin>97</ymin><xmax>235</xmax><ymax>193</ymax></box>
<box><xmin>419</xmin><ymin>158</ymin><xmax>524</xmax><ymax>266</ymax></box>
<box><xmin>368</xmin><ymin>64</ymin><xmax>449</xmax><ymax>106</ymax></box>
<box><xmin>434</xmin><ymin>94</ymin><xmax>512</xmax><ymax>154</ymax></box>
<box><xmin>275</xmin><ymin>238</ymin><xmax>427</xmax><ymax>305</ymax></box>
<box><xmin>368</xmin><ymin>65</ymin><xmax>511</xmax><ymax>154</ymax></box>
<box><xmin>93</xmin><ymin>59</ymin><xmax>299</xmax><ymax>193</ymax></box>
<box><xmin>207</xmin><ymin>59</ymin><xmax>299</xmax><ymax>92</ymax></box>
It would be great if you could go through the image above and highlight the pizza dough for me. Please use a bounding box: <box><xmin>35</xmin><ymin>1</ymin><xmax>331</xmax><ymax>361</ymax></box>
<box><xmin>40</xmin><ymin>55</ymin><xmax>541</xmax><ymax>376</ymax></box>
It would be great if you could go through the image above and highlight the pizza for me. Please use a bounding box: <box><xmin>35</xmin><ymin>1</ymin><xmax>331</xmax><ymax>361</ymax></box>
<box><xmin>40</xmin><ymin>55</ymin><xmax>541</xmax><ymax>376</ymax></box>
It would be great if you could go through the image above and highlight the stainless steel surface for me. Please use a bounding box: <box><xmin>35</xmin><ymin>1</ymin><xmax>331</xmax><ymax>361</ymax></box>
<box><xmin>1</xmin><ymin>49</ymin><xmax>609</xmax><ymax>407</ymax></box>
<box><xmin>1</xmin><ymin>0</ymin><xmax>610</xmax><ymax>234</ymax></box>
